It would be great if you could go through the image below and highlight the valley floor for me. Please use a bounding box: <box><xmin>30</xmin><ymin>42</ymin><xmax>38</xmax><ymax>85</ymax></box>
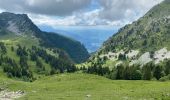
<box><xmin>0</xmin><ymin>72</ymin><xmax>170</xmax><ymax>100</ymax></box>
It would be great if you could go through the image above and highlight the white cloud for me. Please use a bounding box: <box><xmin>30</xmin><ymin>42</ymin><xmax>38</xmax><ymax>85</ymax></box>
<box><xmin>28</xmin><ymin>10</ymin><xmax>100</xmax><ymax>28</ymax></box>
<box><xmin>0</xmin><ymin>9</ymin><xmax>5</xmax><ymax>13</ymax></box>
<box><xmin>0</xmin><ymin>0</ymin><xmax>165</xmax><ymax>27</ymax></box>
<box><xmin>29</xmin><ymin>9</ymin><xmax>116</xmax><ymax>28</ymax></box>
<box><xmin>29</xmin><ymin>14</ymin><xmax>79</xmax><ymax>27</ymax></box>
<box><xmin>99</xmin><ymin>0</ymin><xmax>163</xmax><ymax>21</ymax></box>
<box><xmin>0</xmin><ymin>0</ymin><xmax>91</xmax><ymax>16</ymax></box>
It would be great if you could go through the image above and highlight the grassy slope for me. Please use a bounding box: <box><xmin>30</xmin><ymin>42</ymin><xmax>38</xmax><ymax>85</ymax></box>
<box><xmin>0</xmin><ymin>36</ymin><xmax>58</xmax><ymax>78</ymax></box>
<box><xmin>0</xmin><ymin>72</ymin><xmax>170</xmax><ymax>100</ymax></box>
<box><xmin>100</xmin><ymin>0</ymin><xmax>170</xmax><ymax>54</ymax></box>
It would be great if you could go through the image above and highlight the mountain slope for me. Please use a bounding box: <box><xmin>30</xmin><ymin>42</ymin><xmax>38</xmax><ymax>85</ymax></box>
<box><xmin>0</xmin><ymin>12</ymin><xmax>89</xmax><ymax>63</ymax></box>
<box><xmin>79</xmin><ymin>0</ymin><xmax>170</xmax><ymax>81</ymax></box>
<box><xmin>100</xmin><ymin>0</ymin><xmax>170</xmax><ymax>54</ymax></box>
<box><xmin>0</xmin><ymin>41</ymin><xmax>77</xmax><ymax>81</ymax></box>
<box><xmin>38</xmin><ymin>32</ymin><xmax>89</xmax><ymax>63</ymax></box>
<box><xmin>91</xmin><ymin>0</ymin><xmax>170</xmax><ymax>65</ymax></box>
<box><xmin>0</xmin><ymin>12</ymin><xmax>89</xmax><ymax>81</ymax></box>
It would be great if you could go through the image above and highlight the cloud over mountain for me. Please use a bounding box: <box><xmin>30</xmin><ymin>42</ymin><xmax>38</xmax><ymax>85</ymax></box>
<box><xmin>0</xmin><ymin>0</ymin><xmax>164</xmax><ymax>27</ymax></box>
<box><xmin>99</xmin><ymin>0</ymin><xmax>163</xmax><ymax>21</ymax></box>
<box><xmin>0</xmin><ymin>0</ymin><xmax>91</xmax><ymax>16</ymax></box>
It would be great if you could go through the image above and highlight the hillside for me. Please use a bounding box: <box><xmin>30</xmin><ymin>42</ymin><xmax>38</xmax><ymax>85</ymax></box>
<box><xmin>0</xmin><ymin>12</ymin><xmax>89</xmax><ymax>81</ymax></box>
<box><xmin>101</xmin><ymin>0</ymin><xmax>170</xmax><ymax>53</ymax></box>
<box><xmin>0</xmin><ymin>73</ymin><xmax>170</xmax><ymax>100</ymax></box>
<box><xmin>90</xmin><ymin>0</ymin><xmax>170</xmax><ymax>66</ymax></box>
<box><xmin>0</xmin><ymin>12</ymin><xmax>89</xmax><ymax>63</ymax></box>
<box><xmin>80</xmin><ymin>0</ymin><xmax>170</xmax><ymax>81</ymax></box>
<box><xmin>0</xmin><ymin>41</ymin><xmax>77</xmax><ymax>81</ymax></box>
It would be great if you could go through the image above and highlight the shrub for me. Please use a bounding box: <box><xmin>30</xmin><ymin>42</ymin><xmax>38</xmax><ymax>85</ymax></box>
<box><xmin>153</xmin><ymin>65</ymin><xmax>164</xmax><ymax>80</ymax></box>
<box><xmin>159</xmin><ymin>74</ymin><xmax>170</xmax><ymax>82</ymax></box>
<box><xmin>131</xmin><ymin>70</ymin><xmax>142</xmax><ymax>80</ymax></box>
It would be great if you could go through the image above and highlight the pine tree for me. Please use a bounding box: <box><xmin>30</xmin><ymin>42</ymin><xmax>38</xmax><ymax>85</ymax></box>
<box><xmin>142</xmin><ymin>63</ymin><xmax>153</xmax><ymax>80</ymax></box>
<box><xmin>164</xmin><ymin>59</ymin><xmax>170</xmax><ymax>75</ymax></box>
<box><xmin>153</xmin><ymin>65</ymin><xmax>164</xmax><ymax>80</ymax></box>
<box><xmin>124</xmin><ymin>66</ymin><xmax>131</xmax><ymax>80</ymax></box>
<box><xmin>116</xmin><ymin>64</ymin><xmax>124</xmax><ymax>79</ymax></box>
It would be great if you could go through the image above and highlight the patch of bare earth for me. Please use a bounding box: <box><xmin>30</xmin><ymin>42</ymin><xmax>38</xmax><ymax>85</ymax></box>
<box><xmin>0</xmin><ymin>89</ymin><xmax>24</xmax><ymax>100</ymax></box>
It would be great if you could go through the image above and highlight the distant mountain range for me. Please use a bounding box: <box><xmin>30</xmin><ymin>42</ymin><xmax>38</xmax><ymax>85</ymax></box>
<box><xmin>39</xmin><ymin>25</ymin><xmax>117</xmax><ymax>53</ymax></box>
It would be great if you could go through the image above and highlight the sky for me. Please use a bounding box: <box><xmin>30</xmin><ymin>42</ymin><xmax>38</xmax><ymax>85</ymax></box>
<box><xmin>0</xmin><ymin>0</ymin><xmax>164</xmax><ymax>29</ymax></box>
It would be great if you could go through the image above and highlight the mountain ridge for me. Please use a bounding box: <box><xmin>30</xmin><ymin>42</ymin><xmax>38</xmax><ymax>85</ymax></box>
<box><xmin>0</xmin><ymin>12</ymin><xmax>89</xmax><ymax>63</ymax></box>
<box><xmin>99</xmin><ymin>0</ymin><xmax>170</xmax><ymax>54</ymax></box>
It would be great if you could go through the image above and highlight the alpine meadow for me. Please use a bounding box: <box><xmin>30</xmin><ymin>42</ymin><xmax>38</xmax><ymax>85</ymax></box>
<box><xmin>0</xmin><ymin>0</ymin><xmax>170</xmax><ymax>100</ymax></box>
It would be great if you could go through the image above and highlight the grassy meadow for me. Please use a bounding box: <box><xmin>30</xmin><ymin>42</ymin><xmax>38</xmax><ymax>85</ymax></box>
<box><xmin>0</xmin><ymin>72</ymin><xmax>170</xmax><ymax>100</ymax></box>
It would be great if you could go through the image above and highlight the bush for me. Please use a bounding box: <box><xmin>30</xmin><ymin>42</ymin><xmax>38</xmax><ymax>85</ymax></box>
<box><xmin>106</xmin><ymin>71</ymin><xmax>117</xmax><ymax>80</ymax></box>
<box><xmin>118</xmin><ymin>53</ymin><xmax>126</xmax><ymax>60</ymax></box>
<box><xmin>131</xmin><ymin>70</ymin><xmax>142</xmax><ymax>80</ymax></box>
<box><xmin>159</xmin><ymin>74</ymin><xmax>170</xmax><ymax>82</ymax></box>
<box><xmin>153</xmin><ymin>65</ymin><xmax>164</xmax><ymax>80</ymax></box>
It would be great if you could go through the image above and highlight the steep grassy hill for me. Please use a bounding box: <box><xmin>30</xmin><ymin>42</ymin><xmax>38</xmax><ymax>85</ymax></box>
<box><xmin>100</xmin><ymin>0</ymin><xmax>170</xmax><ymax>54</ymax></box>
<box><xmin>88</xmin><ymin>0</ymin><xmax>170</xmax><ymax>66</ymax></box>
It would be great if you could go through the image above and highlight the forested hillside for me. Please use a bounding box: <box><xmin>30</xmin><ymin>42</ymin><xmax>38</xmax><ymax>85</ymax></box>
<box><xmin>0</xmin><ymin>42</ymin><xmax>77</xmax><ymax>81</ymax></box>
<box><xmin>82</xmin><ymin>0</ymin><xmax>170</xmax><ymax>81</ymax></box>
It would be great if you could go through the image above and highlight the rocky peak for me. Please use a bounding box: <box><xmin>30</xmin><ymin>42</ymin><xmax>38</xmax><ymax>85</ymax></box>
<box><xmin>0</xmin><ymin>12</ymin><xmax>41</xmax><ymax>35</ymax></box>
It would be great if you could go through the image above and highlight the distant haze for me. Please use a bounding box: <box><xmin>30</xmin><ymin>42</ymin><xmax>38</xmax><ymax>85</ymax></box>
<box><xmin>39</xmin><ymin>26</ymin><xmax>117</xmax><ymax>53</ymax></box>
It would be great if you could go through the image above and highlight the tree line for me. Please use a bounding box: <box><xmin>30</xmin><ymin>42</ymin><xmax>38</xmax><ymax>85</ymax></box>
<box><xmin>80</xmin><ymin>57</ymin><xmax>170</xmax><ymax>81</ymax></box>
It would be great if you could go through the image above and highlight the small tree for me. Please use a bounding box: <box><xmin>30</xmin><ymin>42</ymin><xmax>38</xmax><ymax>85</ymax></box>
<box><xmin>118</xmin><ymin>53</ymin><xmax>126</xmax><ymax>60</ymax></box>
<box><xmin>124</xmin><ymin>66</ymin><xmax>131</xmax><ymax>80</ymax></box>
<box><xmin>131</xmin><ymin>70</ymin><xmax>142</xmax><ymax>80</ymax></box>
<box><xmin>0</xmin><ymin>42</ymin><xmax>7</xmax><ymax>54</ymax></box>
<box><xmin>149</xmin><ymin>51</ymin><xmax>155</xmax><ymax>59</ymax></box>
<box><xmin>142</xmin><ymin>63</ymin><xmax>153</xmax><ymax>80</ymax></box>
<box><xmin>164</xmin><ymin>59</ymin><xmax>170</xmax><ymax>75</ymax></box>
<box><xmin>36</xmin><ymin>59</ymin><xmax>45</xmax><ymax>72</ymax></box>
<box><xmin>11</xmin><ymin>46</ymin><xmax>14</xmax><ymax>51</ymax></box>
<box><xmin>153</xmin><ymin>65</ymin><xmax>164</xmax><ymax>80</ymax></box>
<box><xmin>116</xmin><ymin>64</ymin><xmax>124</xmax><ymax>79</ymax></box>
<box><xmin>142</xmin><ymin>40</ymin><xmax>147</xmax><ymax>46</ymax></box>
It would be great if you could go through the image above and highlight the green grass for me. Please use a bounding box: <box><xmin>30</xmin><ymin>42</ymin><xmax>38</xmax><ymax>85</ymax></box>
<box><xmin>0</xmin><ymin>39</ymin><xmax>57</xmax><ymax>78</ymax></box>
<box><xmin>0</xmin><ymin>72</ymin><xmax>170</xmax><ymax>100</ymax></box>
<box><xmin>0</xmin><ymin>33</ymin><xmax>40</xmax><ymax>48</ymax></box>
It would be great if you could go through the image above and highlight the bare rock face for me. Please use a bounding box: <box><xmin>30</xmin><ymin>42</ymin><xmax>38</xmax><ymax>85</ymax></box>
<box><xmin>7</xmin><ymin>21</ymin><xmax>22</xmax><ymax>35</ymax></box>
<box><xmin>0</xmin><ymin>90</ymin><xmax>25</xmax><ymax>100</ymax></box>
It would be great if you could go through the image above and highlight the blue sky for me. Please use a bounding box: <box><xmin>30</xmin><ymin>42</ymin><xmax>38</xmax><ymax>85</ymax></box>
<box><xmin>87</xmin><ymin>0</ymin><xmax>101</xmax><ymax>11</ymax></box>
<box><xmin>0</xmin><ymin>0</ymin><xmax>163</xmax><ymax>28</ymax></box>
